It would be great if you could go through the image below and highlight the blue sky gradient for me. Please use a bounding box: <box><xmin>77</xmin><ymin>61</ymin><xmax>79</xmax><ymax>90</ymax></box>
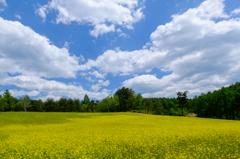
<box><xmin>0</xmin><ymin>0</ymin><xmax>240</xmax><ymax>100</ymax></box>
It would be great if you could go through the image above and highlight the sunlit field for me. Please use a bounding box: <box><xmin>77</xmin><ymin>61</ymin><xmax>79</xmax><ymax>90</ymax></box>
<box><xmin>0</xmin><ymin>112</ymin><xmax>240</xmax><ymax>159</ymax></box>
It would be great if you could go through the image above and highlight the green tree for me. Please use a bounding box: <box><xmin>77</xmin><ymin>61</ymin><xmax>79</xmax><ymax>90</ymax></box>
<box><xmin>177</xmin><ymin>91</ymin><xmax>189</xmax><ymax>116</ymax></box>
<box><xmin>83</xmin><ymin>94</ymin><xmax>90</xmax><ymax>105</ymax></box>
<box><xmin>0</xmin><ymin>95</ymin><xmax>7</xmax><ymax>112</ymax></box>
<box><xmin>114</xmin><ymin>87</ymin><xmax>135</xmax><ymax>112</ymax></box>
<box><xmin>37</xmin><ymin>99</ymin><xmax>45</xmax><ymax>112</ymax></box>
<box><xmin>74</xmin><ymin>99</ymin><xmax>81</xmax><ymax>112</ymax></box>
<box><xmin>135</xmin><ymin>94</ymin><xmax>143</xmax><ymax>111</ymax></box>
<box><xmin>153</xmin><ymin>100</ymin><xmax>163</xmax><ymax>115</ymax></box>
<box><xmin>59</xmin><ymin>97</ymin><xmax>68</xmax><ymax>112</ymax></box>
<box><xmin>15</xmin><ymin>98</ymin><xmax>24</xmax><ymax>111</ymax></box>
<box><xmin>20</xmin><ymin>95</ymin><xmax>32</xmax><ymax>112</ymax></box>
<box><xmin>88</xmin><ymin>100</ymin><xmax>97</xmax><ymax>112</ymax></box>
<box><xmin>68</xmin><ymin>98</ymin><xmax>77</xmax><ymax>112</ymax></box>
<box><xmin>3</xmin><ymin>90</ymin><xmax>16</xmax><ymax>111</ymax></box>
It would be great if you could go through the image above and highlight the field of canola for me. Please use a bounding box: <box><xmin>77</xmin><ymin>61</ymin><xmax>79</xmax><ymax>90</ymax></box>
<box><xmin>0</xmin><ymin>112</ymin><xmax>240</xmax><ymax>159</ymax></box>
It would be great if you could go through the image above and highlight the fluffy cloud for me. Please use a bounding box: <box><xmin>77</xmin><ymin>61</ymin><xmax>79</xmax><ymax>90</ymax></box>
<box><xmin>81</xmin><ymin>0</ymin><xmax>240</xmax><ymax>97</ymax></box>
<box><xmin>79</xmin><ymin>49</ymin><xmax>166</xmax><ymax>75</ymax></box>
<box><xmin>37</xmin><ymin>0</ymin><xmax>144</xmax><ymax>37</ymax></box>
<box><xmin>0</xmin><ymin>17</ymin><xmax>111</xmax><ymax>100</ymax></box>
<box><xmin>231</xmin><ymin>8</ymin><xmax>240</xmax><ymax>15</ymax></box>
<box><xmin>0</xmin><ymin>17</ymin><xmax>80</xmax><ymax>78</ymax></box>
<box><xmin>9</xmin><ymin>90</ymin><xmax>40</xmax><ymax>97</ymax></box>
<box><xmin>1</xmin><ymin>74</ymin><xmax>110</xmax><ymax>100</ymax></box>
<box><xmin>89</xmin><ymin>71</ymin><xmax>105</xmax><ymax>79</ymax></box>
<box><xmin>91</xmin><ymin>80</ymin><xmax>110</xmax><ymax>92</ymax></box>
<box><xmin>90</xmin><ymin>24</ymin><xmax>115</xmax><ymax>38</ymax></box>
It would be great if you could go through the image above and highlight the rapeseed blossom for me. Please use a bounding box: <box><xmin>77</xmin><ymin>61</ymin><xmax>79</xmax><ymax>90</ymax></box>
<box><xmin>0</xmin><ymin>112</ymin><xmax>239</xmax><ymax>158</ymax></box>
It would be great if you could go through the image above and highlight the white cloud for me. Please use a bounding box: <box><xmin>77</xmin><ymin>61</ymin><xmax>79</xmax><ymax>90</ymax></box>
<box><xmin>79</xmin><ymin>54</ymin><xmax>85</xmax><ymax>62</ymax></box>
<box><xmin>90</xmin><ymin>24</ymin><xmax>115</xmax><ymax>38</ymax></box>
<box><xmin>79</xmin><ymin>72</ymin><xmax>88</xmax><ymax>76</ymax></box>
<box><xmin>122</xmin><ymin>74</ymin><xmax>227</xmax><ymax>98</ymax></box>
<box><xmin>0</xmin><ymin>0</ymin><xmax>7</xmax><ymax>6</ymax></box>
<box><xmin>15</xmin><ymin>14</ymin><xmax>21</xmax><ymax>19</ymax></box>
<box><xmin>91</xmin><ymin>80</ymin><xmax>110</xmax><ymax>92</ymax></box>
<box><xmin>119</xmin><ymin>33</ymin><xmax>129</xmax><ymax>38</ymax></box>
<box><xmin>85</xmin><ymin>77</ymin><xmax>95</xmax><ymax>82</ymax></box>
<box><xmin>231</xmin><ymin>8</ymin><xmax>240</xmax><ymax>16</ymax></box>
<box><xmin>0</xmin><ymin>17</ymin><xmax>80</xmax><ymax>78</ymax></box>
<box><xmin>0</xmin><ymin>17</ymin><xmax>112</xmax><ymax>100</ymax></box>
<box><xmin>89</xmin><ymin>71</ymin><xmax>105</xmax><ymax>79</ymax></box>
<box><xmin>1</xmin><ymin>74</ymin><xmax>110</xmax><ymax>100</ymax></box>
<box><xmin>80</xmin><ymin>0</ymin><xmax>240</xmax><ymax>97</ymax></box>
<box><xmin>37</xmin><ymin>0</ymin><xmax>145</xmax><ymax>36</ymax></box>
<box><xmin>79</xmin><ymin>49</ymin><xmax>166</xmax><ymax>74</ymax></box>
<box><xmin>63</xmin><ymin>41</ymin><xmax>70</xmax><ymax>48</ymax></box>
<box><xmin>116</xmin><ymin>28</ymin><xmax>122</xmax><ymax>33</ymax></box>
<box><xmin>9</xmin><ymin>90</ymin><xmax>40</xmax><ymax>97</ymax></box>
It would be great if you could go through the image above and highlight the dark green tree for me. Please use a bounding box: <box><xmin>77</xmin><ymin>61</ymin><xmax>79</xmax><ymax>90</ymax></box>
<box><xmin>88</xmin><ymin>100</ymin><xmax>97</xmax><ymax>112</ymax></box>
<box><xmin>59</xmin><ymin>97</ymin><xmax>68</xmax><ymax>112</ymax></box>
<box><xmin>3</xmin><ymin>90</ymin><xmax>16</xmax><ymax>111</ymax></box>
<box><xmin>0</xmin><ymin>95</ymin><xmax>7</xmax><ymax>112</ymax></box>
<box><xmin>114</xmin><ymin>87</ymin><xmax>135</xmax><ymax>112</ymax></box>
<box><xmin>83</xmin><ymin>94</ymin><xmax>90</xmax><ymax>105</ymax></box>
<box><xmin>177</xmin><ymin>91</ymin><xmax>189</xmax><ymax>116</ymax></box>
<box><xmin>74</xmin><ymin>98</ymin><xmax>81</xmax><ymax>112</ymax></box>
<box><xmin>68</xmin><ymin>98</ymin><xmax>77</xmax><ymax>112</ymax></box>
<box><xmin>135</xmin><ymin>94</ymin><xmax>143</xmax><ymax>111</ymax></box>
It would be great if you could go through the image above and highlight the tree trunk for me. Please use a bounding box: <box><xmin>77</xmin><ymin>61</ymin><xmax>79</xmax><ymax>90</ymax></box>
<box><xmin>182</xmin><ymin>107</ymin><xmax>184</xmax><ymax>116</ymax></box>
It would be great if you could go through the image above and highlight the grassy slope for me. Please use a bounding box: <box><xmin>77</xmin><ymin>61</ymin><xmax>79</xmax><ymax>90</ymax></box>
<box><xmin>0</xmin><ymin>112</ymin><xmax>240</xmax><ymax>158</ymax></box>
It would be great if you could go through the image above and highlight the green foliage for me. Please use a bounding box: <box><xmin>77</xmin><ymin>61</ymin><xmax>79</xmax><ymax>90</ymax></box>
<box><xmin>188</xmin><ymin>82</ymin><xmax>240</xmax><ymax>120</ymax></box>
<box><xmin>114</xmin><ymin>87</ymin><xmax>135</xmax><ymax>112</ymax></box>
<box><xmin>1</xmin><ymin>82</ymin><xmax>240</xmax><ymax>120</ymax></box>
<box><xmin>83</xmin><ymin>94</ymin><xmax>90</xmax><ymax>105</ymax></box>
<box><xmin>0</xmin><ymin>95</ymin><xmax>7</xmax><ymax>112</ymax></box>
<box><xmin>20</xmin><ymin>95</ymin><xmax>32</xmax><ymax>112</ymax></box>
<box><xmin>177</xmin><ymin>90</ymin><xmax>189</xmax><ymax>116</ymax></box>
<box><xmin>3</xmin><ymin>90</ymin><xmax>16</xmax><ymax>111</ymax></box>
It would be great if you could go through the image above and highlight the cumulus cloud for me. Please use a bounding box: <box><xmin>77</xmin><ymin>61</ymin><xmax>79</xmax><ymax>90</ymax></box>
<box><xmin>0</xmin><ymin>17</ymin><xmax>112</xmax><ymax>100</ymax></box>
<box><xmin>91</xmin><ymin>80</ymin><xmax>110</xmax><ymax>92</ymax></box>
<box><xmin>80</xmin><ymin>0</ymin><xmax>240</xmax><ymax>97</ymax></box>
<box><xmin>9</xmin><ymin>90</ymin><xmax>40</xmax><ymax>97</ymax></box>
<box><xmin>37</xmin><ymin>0</ymin><xmax>145</xmax><ymax>37</ymax></box>
<box><xmin>89</xmin><ymin>71</ymin><xmax>105</xmax><ymax>79</ymax></box>
<box><xmin>0</xmin><ymin>17</ymin><xmax>80</xmax><ymax>78</ymax></box>
<box><xmin>85</xmin><ymin>77</ymin><xmax>95</xmax><ymax>82</ymax></box>
<box><xmin>231</xmin><ymin>8</ymin><xmax>240</xmax><ymax>16</ymax></box>
<box><xmin>79</xmin><ymin>49</ymin><xmax>166</xmax><ymax>75</ymax></box>
<box><xmin>90</xmin><ymin>24</ymin><xmax>115</xmax><ymax>38</ymax></box>
<box><xmin>1</xmin><ymin>74</ymin><xmax>110</xmax><ymax>100</ymax></box>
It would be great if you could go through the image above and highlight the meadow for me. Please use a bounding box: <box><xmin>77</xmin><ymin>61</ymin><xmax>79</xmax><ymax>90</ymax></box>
<box><xmin>0</xmin><ymin>112</ymin><xmax>240</xmax><ymax>159</ymax></box>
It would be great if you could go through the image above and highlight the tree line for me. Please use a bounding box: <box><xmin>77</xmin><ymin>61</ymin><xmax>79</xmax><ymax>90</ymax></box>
<box><xmin>0</xmin><ymin>82</ymin><xmax>240</xmax><ymax>120</ymax></box>
<box><xmin>188</xmin><ymin>82</ymin><xmax>240</xmax><ymax>120</ymax></box>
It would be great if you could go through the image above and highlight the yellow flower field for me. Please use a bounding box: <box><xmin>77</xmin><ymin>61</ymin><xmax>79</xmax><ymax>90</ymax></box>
<box><xmin>0</xmin><ymin>112</ymin><xmax>239</xmax><ymax>159</ymax></box>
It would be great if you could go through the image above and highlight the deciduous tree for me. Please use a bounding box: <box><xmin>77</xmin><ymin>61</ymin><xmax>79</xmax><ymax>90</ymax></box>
<box><xmin>177</xmin><ymin>91</ymin><xmax>189</xmax><ymax>116</ymax></box>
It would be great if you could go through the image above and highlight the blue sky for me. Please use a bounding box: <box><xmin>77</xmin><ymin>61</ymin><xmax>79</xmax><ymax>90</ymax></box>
<box><xmin>0</xmin><ymin>0</ymin><xmax>240</xmax><ymax>100</ymax></box>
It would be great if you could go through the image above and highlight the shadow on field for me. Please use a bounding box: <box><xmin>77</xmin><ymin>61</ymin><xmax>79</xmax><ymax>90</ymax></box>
<box><xmin>0</xmin><ymin>112</ymin><xmax>123</xmax><ymax>127</ymax></box>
